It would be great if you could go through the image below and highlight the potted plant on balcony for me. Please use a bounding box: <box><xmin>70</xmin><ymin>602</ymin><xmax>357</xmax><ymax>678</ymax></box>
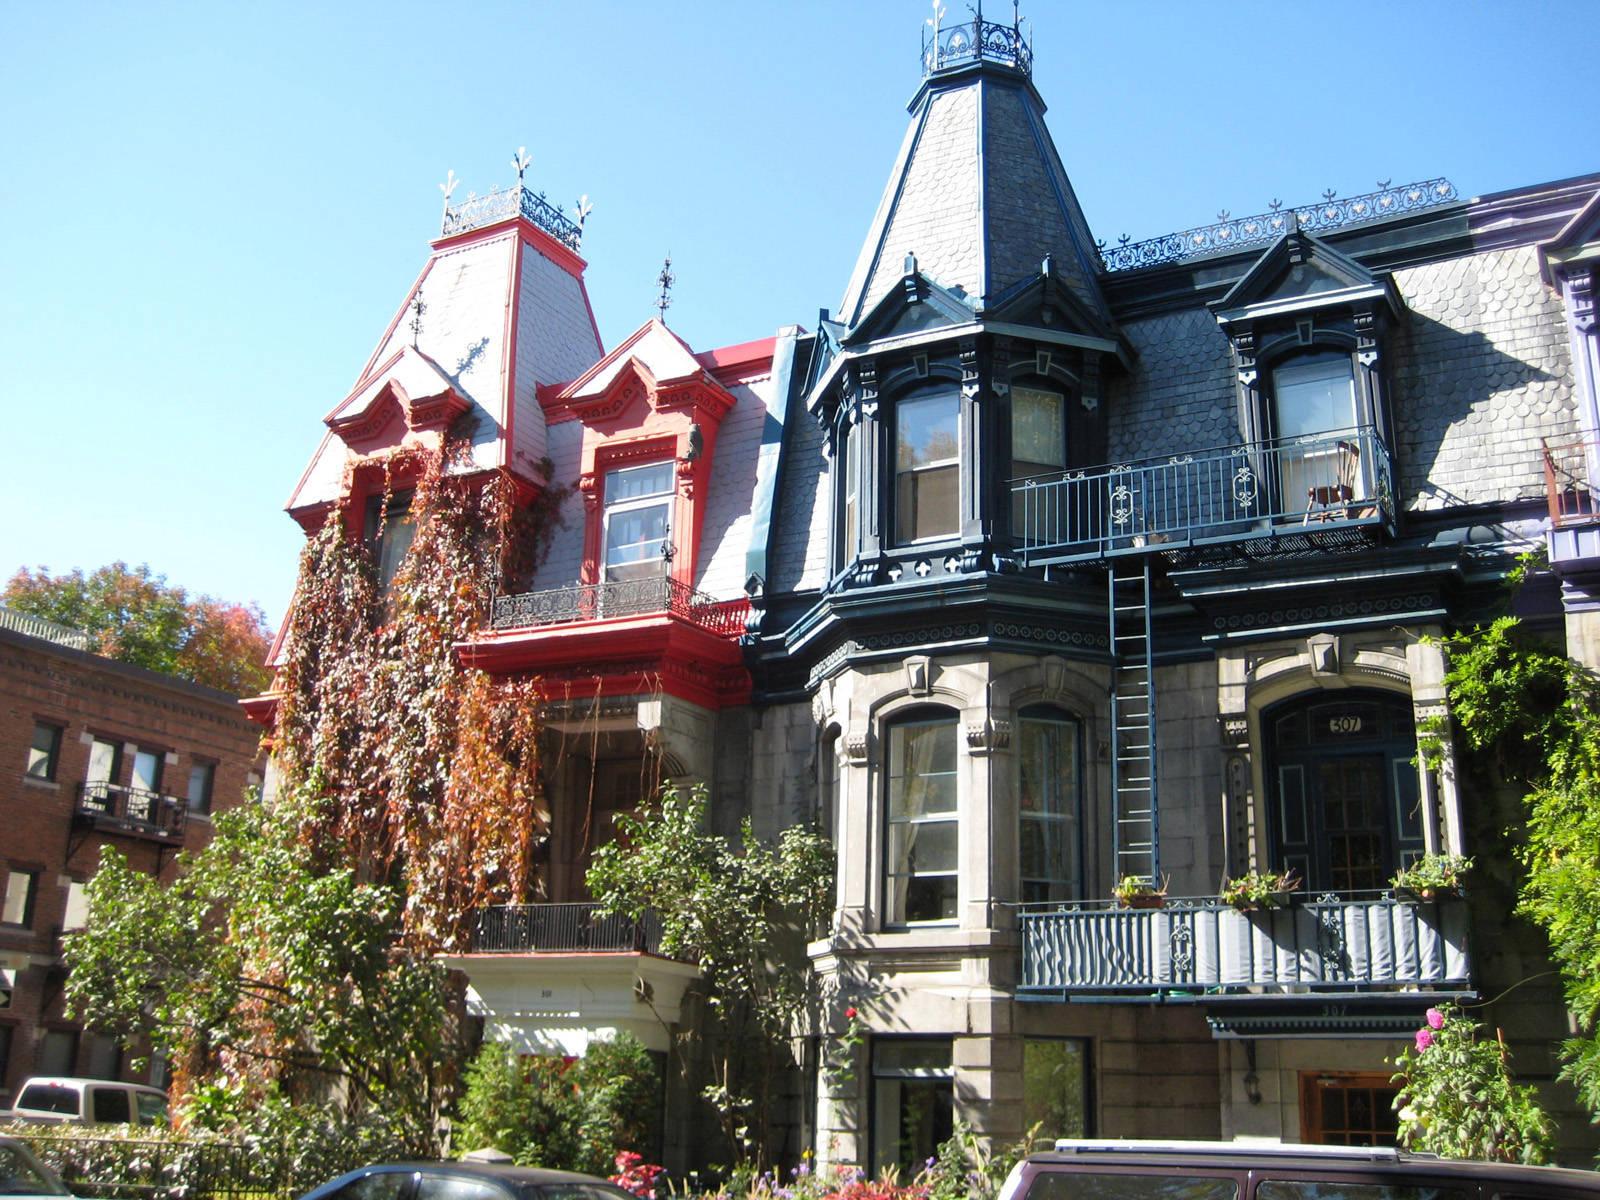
<box><xmin>1391</xmin><ymin>853</ymin><xmax>1472</xmax><ymax>901</ymax></box>
<box><xmin>1218</xmin><ymin>867</ymin><xmax>1300</xmax><ymax>913</ymax></box>
<box><xmin>1112</xmin><ymin>874</ymin><xmax>1167</xmax><ymax>910</ymax></box>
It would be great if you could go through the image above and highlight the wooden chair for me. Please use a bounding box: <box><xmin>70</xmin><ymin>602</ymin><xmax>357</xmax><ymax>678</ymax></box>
<box><xmin>1303</xmin><ymin>440</ymin><xmax>1360</xmax><ymax>523</ymax></box>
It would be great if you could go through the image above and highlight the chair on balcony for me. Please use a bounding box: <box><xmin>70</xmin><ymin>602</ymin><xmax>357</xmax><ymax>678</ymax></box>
<box><xmin>1303</xmin><ymin>440</ymin><xmax>1360</xmax><ymax>524</ymax></box>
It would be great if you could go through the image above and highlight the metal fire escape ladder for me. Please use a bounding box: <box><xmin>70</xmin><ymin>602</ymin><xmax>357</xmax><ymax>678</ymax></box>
<box><xmin>1108</xmin><ymin>559</ymin><xmax>1160</xmax><ymax>886</ymax></box>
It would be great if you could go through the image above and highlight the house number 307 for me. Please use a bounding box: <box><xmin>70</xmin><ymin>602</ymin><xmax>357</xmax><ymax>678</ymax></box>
<box><xmin>1328</xmin><ymin>716</ymin><xmax>1363</xmax><ymax>734</ymax></box>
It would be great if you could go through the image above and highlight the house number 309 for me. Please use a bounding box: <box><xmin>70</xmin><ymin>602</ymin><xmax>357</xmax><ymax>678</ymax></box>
<box><xmin>1328</xmin><ymin>716</ymin><xmax>1363</xmax><ymax>734</ymax></box>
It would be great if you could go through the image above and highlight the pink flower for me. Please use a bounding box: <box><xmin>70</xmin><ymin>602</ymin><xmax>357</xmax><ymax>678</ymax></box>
<box><xmin>1415</xmin><ymin>1028</ymin><xmax>1435</xmax><ymax>1052</ymax></box>
<box><xmin>1426</xmin><ymin>1007</ymin><xmax>1445</xmax><ymax>1030</ymax></box>
<box><xmin>844</xmin><ymin>1006</ymin><xmax>858</xmax><ymax>1020</ymax></box>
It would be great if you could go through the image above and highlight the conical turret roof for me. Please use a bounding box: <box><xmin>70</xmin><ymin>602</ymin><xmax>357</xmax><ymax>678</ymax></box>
<box><xmin>837</xmin><ymin>32</ymin><xmax>1110</xmax><ymax>331</ymax></box>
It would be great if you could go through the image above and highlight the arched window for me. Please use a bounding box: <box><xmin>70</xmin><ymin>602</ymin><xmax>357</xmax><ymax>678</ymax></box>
<box><xmin>1018</xmin><ymin>706</ymin><xmax>1082</xmax><ymax>904</ymax></box>
<box><xmin>884</xmin><ymin>711</ymin><xmax>959</xmax><ymax>924</ymax></box>
<box><xmin>894</xmin><ymin>390</ymin><xmax>960</xmax><ymax>544</ymax></box>
<box><xmin>1264</xmin><ymin>691</ymin><xmax>1421</xmax><ymax>893</ymax></box>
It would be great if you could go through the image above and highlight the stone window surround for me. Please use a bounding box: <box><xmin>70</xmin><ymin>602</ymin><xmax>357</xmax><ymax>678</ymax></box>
<box><xmin>816</xmin><ymin>652</ymin><xmax>1109</xmax><ymax>938</ymax></box>
<box><xmin>1215</xmin><ymin>629</ymin><xmax>1462</xmax><ymax>883</ymax></box>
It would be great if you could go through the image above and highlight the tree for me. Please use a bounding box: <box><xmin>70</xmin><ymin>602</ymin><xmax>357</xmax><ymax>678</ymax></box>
<box><xmin>1424</xmin><ymin>611</ymin><xmax>1600</xmax><ymax>1129</ymax></box>
<box><xmin>587</xmin><ymin>785</ymin><xmax>832</xmax><ymax>1168</ymax></box>
<box><xmin>3</xmin><ymin>562</ymin><xmax>274</xmax><ymax>695</ymax></box>
<box><xmin>63</xmin><ymin>795</ymin><xmax>454</xmax><ymax>1151</ymax></box>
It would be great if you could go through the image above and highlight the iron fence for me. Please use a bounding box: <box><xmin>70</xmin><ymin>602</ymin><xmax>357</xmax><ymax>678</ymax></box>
<box><xmin>441</xmin><ymin>183</ymin><xmax>583</xmax><ymax>250</ymax></box>
<box><xmin>1019</xmin><ymin>891</ymin><xmax>1470</xmax><ymax>996</ymax></box>
<box><xmin>474</xmin><ymin>902</ymin><xmax>665</xmax><ymax>954</ymax></box>
<box><xmin>489</xmin><ymin>576</ymin><xmax>748</xmax><ymax>638</ymax></box>
<box><xmin>77</xmin><ymin>782</ymin><xmax>187</xmax><ymax>840</ymax></box>
<box><xmin>1012</xmin><ymin>426</ymin><xmax>1393</xmax><ymax>566</ymax></box>
<box><xmin>12</xmin><ymin>1133</ymin><xmax>289</xmax><ymax>1200</ymax></box>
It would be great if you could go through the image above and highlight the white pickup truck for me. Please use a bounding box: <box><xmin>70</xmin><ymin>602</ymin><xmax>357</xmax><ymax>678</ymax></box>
<box><xmin>4</xmin><ymin>1077</ymin><xmax>167</xmax><ymax>1126</ymax></box>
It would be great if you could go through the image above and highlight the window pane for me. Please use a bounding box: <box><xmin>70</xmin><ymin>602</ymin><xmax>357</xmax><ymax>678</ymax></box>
<box><xmin>1013</xmin><ymin>387</ymin><xmax>1067</xmax><ymax>472</ymax></box>
<box><xmin>1258</xmin><ymin>1186</ymin><xmax>1465</xmax><ymax>1200</ymax></box>
<box><xmin>888</xmin><ymin>821</ymin><xmax>958</xmax><ymax>875</ymax></box>
<box><xmin>135</xmin><ymin>1092</ymin><xmax>168</xmax><ymax>1124</ymax></box>
<box><xmin>334</xmin><ymin>1172</ymin><xmax>415</xmax><ymax>1200</ymax></box>
<box><xmin>38</xmin><ymin>1030</ymin><xmax>78</xmax><ymax>1076</ymax></box>
<box><xmin>1024</xmin><ymin>1039</ymin><xmax>1088</xmax><ymax>1138</ymax></box>
<box><xmin>91</xmin><ymin>1087</ymin><xmax>130</xmax><ymax>1123</ymax></box>
<box><xmin>187</xmin><ymin>763</ymin><xmax>215</xmax><ymax>815</ymax></box>
<box><xmin>1020</xmin><ymin>716</ymin><xmax>1080</xmax><ymax>902</ymax></box>
<box><xmin>85</xmin><ymin>1035</ymin><xmax>121</xmax><ymax>1081</ymax></box>
<box><xmin>86</xmin><ymin>739</ymin><xmax>120</xmax><ymax>785</ymax></box>
<box><xmin>897</xmin><ymin>462</ymin><xmax>959</xmax><ymax>542</ymax></box>
<box><xmin>131</xmin><ymin>750</ymin><xmax>162</xmax><ymax>793</ymax></box>
<box><xmin>27</xmin><ymin>723</ymin><xmax>62</xmax><ymax>780</ymax></box>
<box><xmin>606</xmin><ymin>461</ymin><xmax>674</xmax><ymax>501</ymax></box>
<box><xmin>1273</xmin><ymin>352</ymin><xmax>1355</xmax><ymax>439</ymax></box>
<box><xmin>605</xmin><ymin>503</ymin><xmax>670</xmax><ymax>563</ymax></box>
<box><xmin>3</xmin><ymin>870</ymin><xmax>36</xmax><ymax>925</ymax></box>
<box><xmin>896</xmin><ymin>394</ymin><xmax>960</xmax><ymax>469</ymax></box>
<box><xmin>416</xmin><ymin>1177</ymin><xmax>509</xmax><ymax>1200</ymax></box>
<box><xmin>1027</xmin><ymin>1175</ymin><xmax>1239</xmax><ymax>1200</ymax></box>
<box><xmin>872</xmin><ymin>1040</ymin><xmax>954</xmax><ymax>1179</ymax></box>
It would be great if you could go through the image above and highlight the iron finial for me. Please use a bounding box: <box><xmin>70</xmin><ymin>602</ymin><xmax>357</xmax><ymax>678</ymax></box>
<box><xmin>655</xmin><ymin>253</ymin><xmax>675</xmax><ymax>324</ymax></box>
<box><xmin>409</xmin><ymin>294</ymin><xmax>427</xmax><ymax>348</ymax></box>
<box><xmin>574</xmin><ymin>194</ymin><xmax>593</xmax><ymax>231</ymax></box>
<box><xmin>439</xmin><ymin>170</ymin><xmax>458</xmax><ymax>231</ymax></box>
<box><xmin>512</xmin><ymin>146</ymin><xmax>532</xmax><ymax>185</ymax></box>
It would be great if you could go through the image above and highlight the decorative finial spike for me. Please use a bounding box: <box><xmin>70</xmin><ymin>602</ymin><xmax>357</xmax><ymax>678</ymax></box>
<box><xmin>409</xmin><ymin>294</ymin><xmax>427</xmax><ymax>348</ymax></box>
<box><xmin>574</xmin><ymin>194</ymin><xmax>593</xmax><ymax>231</ymax></box>
<box><xmin>513</xmin><ymin>147</ymin><xmax>532</xmax><ymax>185</ymax></box>
<box><xmin>1377</xmin><ymin>178</ymin><xmax>1391</xmax><ymax>190</ymax></box>
<box><xmin>439</xmin><ymin>169</ymin><xmax>458</xmax><ymax>201</ymax></box>
<box><xmin>904</xmin><ymin>252</ymin><xmax>918</xmax><ymax>276</ymax></box>
<box><xmin>655</xmin><ymin>253</ymin><xmax>675</xmax><ymax>324</ymax></box>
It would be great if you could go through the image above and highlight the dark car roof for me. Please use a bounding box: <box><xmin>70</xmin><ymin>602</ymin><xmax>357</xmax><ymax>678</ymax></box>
<box><xmin>300</xmin><ymin>1162</ymin><xmax>632</xmax><ymax>1200</ymax></box>
<box><xmin>1022</xmin><ymin>1143</ymin><xmax>1600</xmax><ymax>1191</ymax></box>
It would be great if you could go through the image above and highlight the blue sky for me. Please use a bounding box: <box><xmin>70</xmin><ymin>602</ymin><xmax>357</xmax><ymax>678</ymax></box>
<box><xmin>3</xmin><ymin>1</ymin><xmax>1596</xmax><ymax>627</ymax></box>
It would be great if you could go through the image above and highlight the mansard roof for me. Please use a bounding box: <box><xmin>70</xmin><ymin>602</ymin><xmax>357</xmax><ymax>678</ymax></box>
<box><xmin>835</xmin><ymin>60</ymin><xmax>1111</xmax><ymax>333</ymax></box>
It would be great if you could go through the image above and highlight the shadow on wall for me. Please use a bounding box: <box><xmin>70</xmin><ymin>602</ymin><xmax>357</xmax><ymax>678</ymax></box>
<box><xmin>1390</xmin><ymin>309</ymin><xmax>1563</xmax><ymax>511</ymax></box>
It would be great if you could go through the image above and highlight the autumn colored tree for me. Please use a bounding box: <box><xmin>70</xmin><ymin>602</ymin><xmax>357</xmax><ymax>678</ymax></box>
<box><xmin>4</xmin><ymin>561</ymin><xmax>274</xmax><ymax>695</ymax></box>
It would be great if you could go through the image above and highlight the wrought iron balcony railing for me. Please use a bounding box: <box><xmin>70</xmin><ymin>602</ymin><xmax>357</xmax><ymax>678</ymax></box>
<box><xmin>489</xmin><ymin>576</ymin><xmax>748</xmax><ymax>637</ymax></box>
<box><xmin>1012</xmin><ymin>426</ymin><xmax>1395</xmax><ymax>566</ymax></box>
<box><xmin>1019</xmin><ymin>891</ymin><xmax>1470</xmax><ymax>998</ymax></box>
<box><xmin>474</xmin><ymin>902</ymin><xmax>665</xmax><ymax>955</ymax></box>
<box><xmin>75</xmin><ymin>782</ymin><xmax>187</xmax><ymax>841</ymax></box>
<box><xmin>441</xmin><ymin>184</ymin><xmax>583</xmax><ymax>251</ymax></box>
<box><xmin>0</xmin><ymin>605</ymin><xmax>91</xmax><ymax>650</ymax></box>
<box><xmin>1542</xmin><ymin>431</ymin><xmax>1600</xmax><ymax>529</ymax></box>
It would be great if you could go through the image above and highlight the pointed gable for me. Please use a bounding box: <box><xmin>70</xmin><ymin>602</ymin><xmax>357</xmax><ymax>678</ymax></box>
<box><xmin>544</xmin><ymin>319</ymin><xmax>734</xmax><ymax>427</ymax></box>
<box><xmin>1212</xmin><ymin>226</ymin><xmax>1401</xmax><ymax>324</ymax></box>
<box><xmin>837</xmin><ymin>61</ymin><xmax>1111</xmax><ymax>332</ymax></box>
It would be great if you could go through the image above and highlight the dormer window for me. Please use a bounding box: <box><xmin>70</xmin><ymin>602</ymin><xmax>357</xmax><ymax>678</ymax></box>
<box><xmin>366</xmin><ymin>489</ymin><xmax>416</xmax><ymax>593</ymax></box>
<box><xmin>895</xmin><ymin>390</ymin><xmax>960</xmax><ymax>544</ymax></box>
<box><xmin>603</xmin><ymin>461</ymin><xmax>674</xmax><ymax>582</ymax></box>
<box><xmin>1271</xmin><ymin>351</ymin><xmax>1357</xmax><ymax>441</ymax></box>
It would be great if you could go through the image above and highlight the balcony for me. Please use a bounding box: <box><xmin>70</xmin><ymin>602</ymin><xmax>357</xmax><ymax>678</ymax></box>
<box><xmin>1012</xmin><ymin>427</ymin><xmax>1395</xmax><ymax>569</ymax></box>
<box><xmin>490</xmin><ymin>576</ymin><xmax>747</xmax><ymax>637</ymax></box>
<box><xmin>473</xmin><ymin>902</ymin><xmax>665</xmax><ymax>955</ymax></box>
<box><xmin>74</xmin><ymin>782</ymin><xmax>187</xmax><ymax>843</ymax></box>
<box><xmin>1542</xmin><ymin>432</ymin><xmax>1600</xmax><ymax>567</ymax></box>
<box><xmin>1019</xmin><ymin>892</ymin><xmax>1470</xmax><ymax>1000</ymax></box>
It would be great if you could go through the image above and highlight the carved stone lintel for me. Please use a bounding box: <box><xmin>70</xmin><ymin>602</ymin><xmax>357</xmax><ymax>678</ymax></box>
<box><xmin>904</xmin><ymin>655</ymin><xmax>933</xmax><ymax>697</ymax></box>
<box><xmin>965</xmin><ymin>718</ymin><xmax>1012</xmax><ymax>755</ymax></box>
<box><xmin>1307</xmin><ymin>632</ymin><xmax>1341</xmax><ymax>677</ymax></box>
<box><xmin>1041</xmin><ymin>656</ymin><xmax>1067</xmax><ymax>698</ymax></box>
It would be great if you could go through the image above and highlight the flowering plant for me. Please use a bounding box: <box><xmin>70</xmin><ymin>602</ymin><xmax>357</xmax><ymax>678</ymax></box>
<box><xmin>1391</xmin><ymin>853</ymin><xmax>1473</xmax><ymax>898</ymax></box>
<box><xmin>610</xmin><ymin>1151</ymin><xmax>666</xmax><ymax>1199</ymax></box>
<box><xmin>829</xmin><ymin>1004</ymin><xmax>867</xmax><ymax>1088</ymax></box>
<box><xmin>1218</xmin><ymin>868</ymin><xmax>1299</xmax><ymax>911</ymax></box>
<box><xmin>1391</xmin><ymin>1003</ymin><xmax>1551</xmax><ymax>1163</ymax></box>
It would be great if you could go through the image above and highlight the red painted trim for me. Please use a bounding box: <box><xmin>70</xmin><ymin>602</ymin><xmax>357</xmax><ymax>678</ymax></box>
<box><xmin>431</xmin><ymin>215</ymin><xmax>588</xmax><ymax>281</ymax></box>
<box><xmin>327</xmin><ymin>346</ymin><xmax>409</xmax><ymax>423</ymax></box>
<box><xmin>456</xmin><ymin>613</ymin><xmax>750</xmax><ymax>709</ymax></box>
<box><xmin>239</xmin><ymin>694</ymin><xmax>281</xmax><ymax>727</ymax></box>
<box><xmin>695</xmin><ymin>336</ymin><xmax>777</xmax><ymax>373</ymax></box>
<box><xmin>285</xmin><ymin>431</ymin><xmax>337</xmax><ymax>513</ymax></box>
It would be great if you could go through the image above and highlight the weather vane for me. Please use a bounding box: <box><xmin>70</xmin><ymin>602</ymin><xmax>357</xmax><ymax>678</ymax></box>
<box><xmin>655</xmin><ymin>253</ymin><xmax>675</xmax><ymax>323</ymax></box>
<box><xmin>512</xmin><ymin>147</ymin><xmax>532</xmax><ymax>186</ymax></box>
<box><xmin>574</xmin><ymin>194</ymin><xmax>593</xmax><ymax>233</ymax></box>
<box><xmin>438</xmin><ymin>170</ymin><xmax>458</xmax><ymax>230</ymax></box>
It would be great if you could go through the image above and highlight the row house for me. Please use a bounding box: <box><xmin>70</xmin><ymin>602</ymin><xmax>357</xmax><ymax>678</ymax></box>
<box><xmin>0</xmin><ymin>607</ymin><xmax>263</xmax><ymax>1105</ymax></box>
<box><xmin>263</xmin><ymin>12</ymin><xmax>1600</xmax><ymax>1170</ymax></box>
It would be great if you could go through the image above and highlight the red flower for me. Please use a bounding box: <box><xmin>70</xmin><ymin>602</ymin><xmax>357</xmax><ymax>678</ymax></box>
<box><xmin>844</xmin><ymin>1006</ymin><xmax>858</xmax><ymax>1020</ymax></box>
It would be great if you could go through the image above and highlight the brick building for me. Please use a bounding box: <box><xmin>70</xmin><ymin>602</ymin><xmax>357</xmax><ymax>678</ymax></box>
<box><xmin>0</xmin><ymin>607</ymin><xmax>263</xmax><ymax>1106</ymax></box>
<box><xmin>260</xmin><ymin>9</ymin><xmax>1600</xmax><ymax>1170</ymax></box>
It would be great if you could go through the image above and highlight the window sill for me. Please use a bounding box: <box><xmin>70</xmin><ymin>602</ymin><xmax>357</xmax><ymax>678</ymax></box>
<box><xmin>20</xmin><ymin>776</ymin><xmax>60</xmax><ymax>790</ymax></box>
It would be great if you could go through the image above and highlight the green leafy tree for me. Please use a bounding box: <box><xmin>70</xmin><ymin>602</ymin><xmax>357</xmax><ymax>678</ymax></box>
<box><xmin>1425</xmin><ymin>611</ymin><xmax>1600</xmax><ymax>1129</ymax></box>
<box><xmin>4</xmin><ymin>562</ymin><xmax>274</xmax><ymax>695</ymax></box>
<box><xmin>1392</xmin><ymin>1005</ymin><xmax>1553</xmax><ymax>1163</ymax></box>
<box><xmin>587</xmin><ymin>785</ymin><xmax>832</xmax><ymax>1168</ymax></box>
<box><xmin>62</xmin><ymin>795</ymin><xmax>454</xmax><ymax>1151</ymax></box>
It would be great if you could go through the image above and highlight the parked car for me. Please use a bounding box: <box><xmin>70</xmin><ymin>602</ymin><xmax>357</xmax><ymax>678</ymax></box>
<box><xmin>4</xmin><ymin>1078</ymin><xmax>167</xmax><ymax>1127</ymax></box>
<box><xmin>0</xmin><ymin>1135</ymin><xmax>73</xmax><ymax>1199</ymax></box>
<box><xmin>298</xmin><ymin>1163</ymin><xmax>638</xmax><ymax>1200</ymax></box>
<box><xmin>999</xmin><ymin>1140</ymin><xmax>1600</xmax><ymax>1200</ymax></box>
